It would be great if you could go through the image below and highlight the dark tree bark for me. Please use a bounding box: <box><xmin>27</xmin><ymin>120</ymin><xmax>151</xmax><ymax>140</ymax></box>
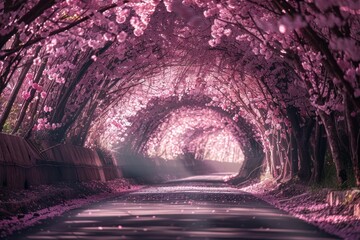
<box><xmin>75</xmin><ymin>101</ymin><xmax>99</xmax><ymax>146</ymax></box>
<box><xmin>281</xmin><ymin>134</ymin><xmax>292</xmax><ymax>180</ymax></box>
<box><xmin>43</xmin><ymin>43</ymin><xmax>113</xmax><ymax>143</ymax></box>
<box><xmin>289</xmin><ymin>132</ymin><xmax>299</xmax><ymax>176</ymax></box>
<box><xmin>0</xmin><ymin>47</ymin><xmax>40</xmax><ymax>131</ymax></box>
<box><xmin>24</xmin><ymin>96</ymin><xmax>40</xmax><ymax>139</ymax></box>
<box><xmin>0</xmin><ymin>0</ymin><xmax>56</xmax><ymax>50</ymax></box>
<box><xmin>286</xmin><ymin>106</ymin><xmax>314</xmax><ymax>182</ymax></box>
<box><xmin>318</xmin><ymin>110</ymin><xmax>347</xmax><ymax>186</ymax></box>
<box><xmin>12</xmin><ymin>57</ymin><xmax>47</xmax><ymax>134</ymax></box>
<box><xmin>344</xmin><ymin>94</ymin><xmax>360</xmax><ymax>186</ymax></box>
<box><xmin>313</xmin><ymin>118</ymin><xmax>327</xmax><ymax>183</ymax></box>
<box><xmin>51</xmin><ymin>42</ymin><xmax>111</xmax><ymax>125</ymax></box>
<box><xmin>0</xmin><ymin>34</ymin><xmax>21</xmax><ymax>95</ymax></box>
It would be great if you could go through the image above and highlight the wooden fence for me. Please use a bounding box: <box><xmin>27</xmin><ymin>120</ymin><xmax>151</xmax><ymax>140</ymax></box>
<box><xmin>0</xmin><ymin>133</ymin><xmax>121</xmax><ymax>189</ymax></box>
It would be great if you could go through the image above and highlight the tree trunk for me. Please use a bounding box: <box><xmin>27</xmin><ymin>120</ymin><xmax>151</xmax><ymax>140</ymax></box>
<box><xmin>286</xmin><ymin>106</ymin><xmax>313</xmax><ymax>182</ymax></box>
<box><xmin>51</xmin><ymin>43</ymin><xmax>111</xmax><ymax>124</ymax></box>
<box><xmin>297</xmin><ymin>146</ymin><xmax>312</xmax><ymax>181</ymax></box>
<box><xmin>318</xmin><ymin>110</ymin><xmax>347</xmax><ymax>186</ymax></box>
<box><xmin>344</xmin><ymin>94</ymin><xmax>360</xmax><ymax>186</ymax></box>
<box><xmin>71</xmin><ymin>100</ymin><xmax>99</xmax><ymax>146</ymax></box>
<box><xmin>313</xmin><ymin>118</ymin><xmax>327</xmax><ymax>183</ymax></box>
<box><xmin>0</xmin><ymin>47</ymin><xmax>40</xmax><ymax>131</ymax></box>
<box><xmin>290</xmin><ymin>132</ymin><xmax>299</xmax><ymax>176</ymax></box>
<box><xmin>269</xmin><ymin>134</ymin><xmax>279</xmax><ymax>178</ymax></box>
<box><xmin>12</xmin><ymin>58</ymin><xmax>47</xmax><ymax>134</ymax></box>
<box><xmin>264</xmin><ymin>147</ymin><xmax>272</xmax><ymax>176</ymax></box>
<box><xmin>24</xmin><ymin>97</ymin><xmax>41</xmax><ymax>139</ymax></box>
<box><xmin>281</xmin><ymin>133</ymin><xmax>292</xmax><ymax>180</ymax></box>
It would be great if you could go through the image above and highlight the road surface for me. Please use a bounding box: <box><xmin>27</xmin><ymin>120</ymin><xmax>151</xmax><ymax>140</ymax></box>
<box><xmin>7</xmin><ymin>173</ymin><xmax>339</xmax><ymax>239</ymax></box>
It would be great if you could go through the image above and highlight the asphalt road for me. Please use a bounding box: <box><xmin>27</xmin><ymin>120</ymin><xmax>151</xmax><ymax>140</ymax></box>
<box><xmin>7</xmin><ymin>173</ymin><xmax>339</xmax><ymax>239</ymax></box>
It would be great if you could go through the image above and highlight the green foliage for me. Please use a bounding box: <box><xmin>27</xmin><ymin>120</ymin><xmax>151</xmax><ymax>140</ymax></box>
<box><xmin>315</xmin><ymin>150</ymin><xmax>356</xmax><ymax>189</ymax></box>
<box><xmin>2</xmin><ymin>121</ymin><xmax>12</xmax><ymax>133</ymax></box>
<box><xmin>1</xmin><ymin>105</ymin><xmax>21</xmax><ymax>133</ymax></box>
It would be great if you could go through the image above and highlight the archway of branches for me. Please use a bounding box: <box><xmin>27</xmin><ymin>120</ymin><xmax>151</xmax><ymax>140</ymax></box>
<box><xmin>109</xmin><ymin>94</ymin><xmax>264</xmax><ymax>178</ymax></box>
<box><xmin>0</xmin><ymin>1</ymin><xmax>359</xmax><ymax>186</ymax></box>
<box><xmin>145</xmin><ymin>107</ymin><xmax>245</xmax><ymax>163</ymax></box>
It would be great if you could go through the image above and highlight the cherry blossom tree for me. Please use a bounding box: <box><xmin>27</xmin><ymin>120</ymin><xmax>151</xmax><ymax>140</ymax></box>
<box><xmin>0</xmin><ymin>0</ymin><xmax>359</xmax><ymax>186</ymax></box>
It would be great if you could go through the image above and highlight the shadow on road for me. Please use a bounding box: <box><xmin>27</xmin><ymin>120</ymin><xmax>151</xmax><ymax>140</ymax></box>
<box><xmin>7</xmin><ymin>173</ymin><xmax>339</xmax><ymax>240</ymax></box>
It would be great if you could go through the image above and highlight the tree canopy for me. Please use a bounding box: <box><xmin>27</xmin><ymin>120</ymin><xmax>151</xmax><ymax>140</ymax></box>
<box><xmin>0</xmin><ymin>0</ymin><xmax>359</xmax><ymax>186</ymax></box>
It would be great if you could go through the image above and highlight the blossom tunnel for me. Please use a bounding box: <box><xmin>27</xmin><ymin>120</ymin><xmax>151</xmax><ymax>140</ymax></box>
<box><xmin>111</xmin><ymin>94</ymin><xmax>264</xmax><ymax>181</ymax></box>
<box><xmin>0</xmin><ymin>0</ymin><xmax>359</xmax><ymax>187</ymax></box>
